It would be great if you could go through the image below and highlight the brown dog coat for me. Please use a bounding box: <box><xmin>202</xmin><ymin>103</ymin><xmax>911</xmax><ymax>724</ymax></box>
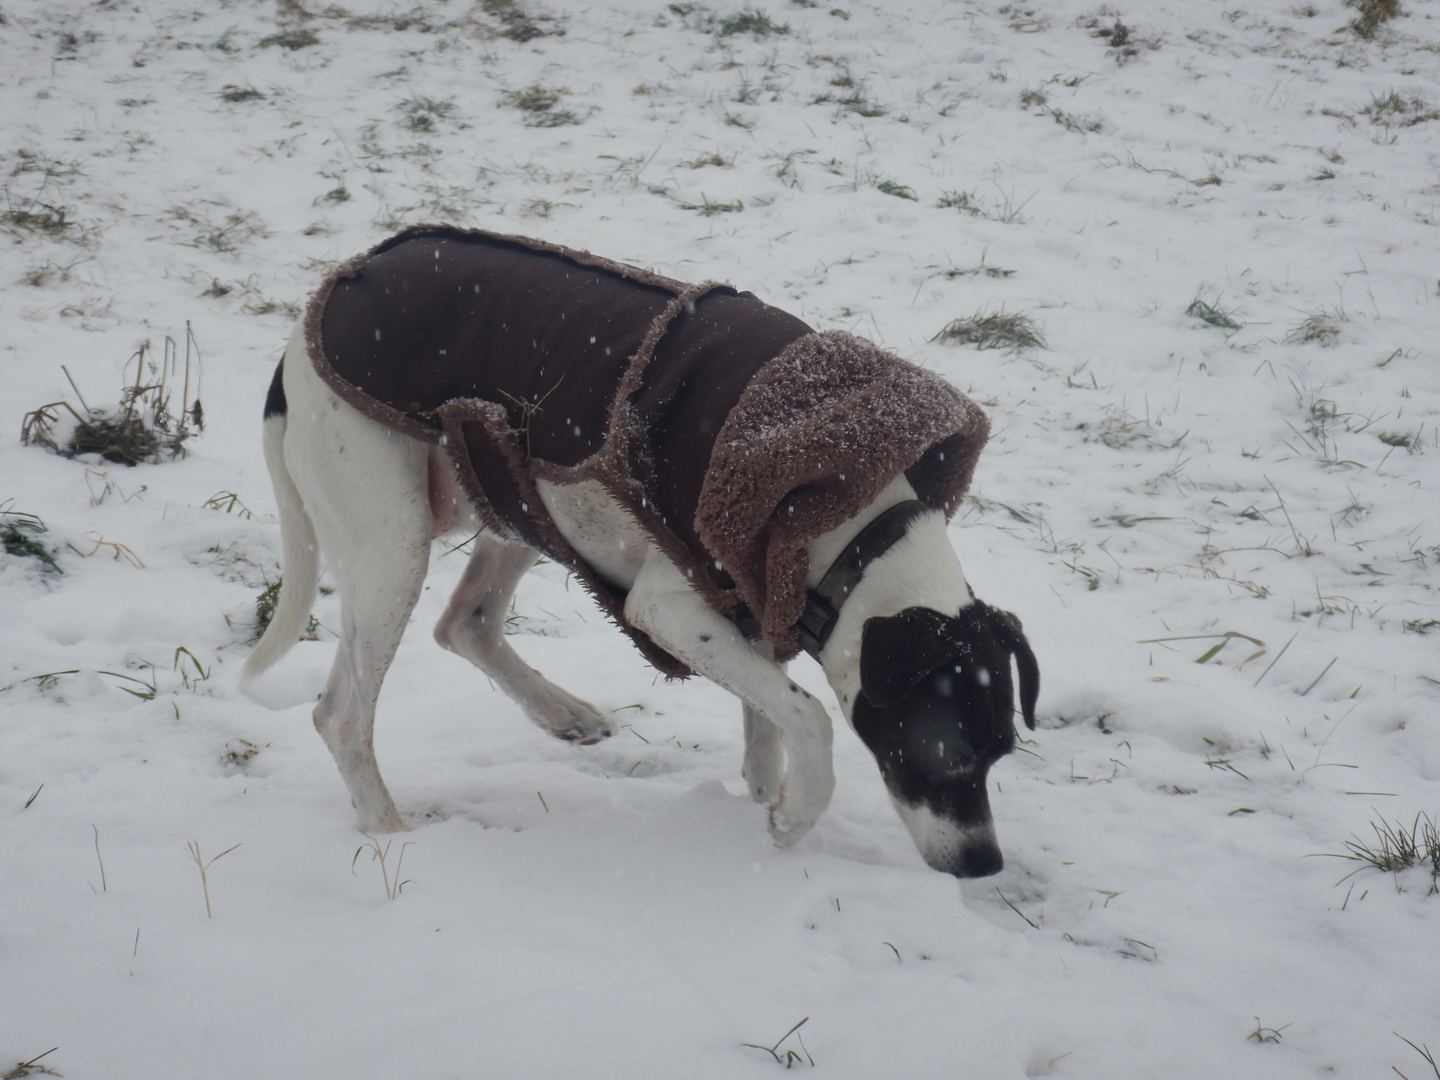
<box><xmin>303</xmin><ymin>225</ymin><xmax>990</xmax><ymax>676</ymax></box>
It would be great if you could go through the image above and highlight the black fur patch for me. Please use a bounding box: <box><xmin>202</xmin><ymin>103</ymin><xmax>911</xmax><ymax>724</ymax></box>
<box><xmin>263</xmin><ymin>360</ymin><xmax>286</xmax><ymax>419</ymax></box>
<box><xmin>859</xmin><ymin>602</ymin><xmax>1038</xmax><ymax>728</ymax></box>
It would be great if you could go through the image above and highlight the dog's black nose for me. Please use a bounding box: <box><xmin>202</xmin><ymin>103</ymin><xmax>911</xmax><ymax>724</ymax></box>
<box><xmin>956</xmin><ymin>843</ymin><xmax>1004</xmax><ymax>878</ymax></box>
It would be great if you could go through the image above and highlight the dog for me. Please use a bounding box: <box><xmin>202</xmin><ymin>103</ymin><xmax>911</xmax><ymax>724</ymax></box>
<box><xmin>242</xmin><ymin>226</ymin><xmax>1038</xmax><ymax>878</ymax></box>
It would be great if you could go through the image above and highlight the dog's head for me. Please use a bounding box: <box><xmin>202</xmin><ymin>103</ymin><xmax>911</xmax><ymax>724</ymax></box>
<box><xmin>852</xmin><ymin>601</ymin><xmax>1038</xmax><ymax>878</ymax></box>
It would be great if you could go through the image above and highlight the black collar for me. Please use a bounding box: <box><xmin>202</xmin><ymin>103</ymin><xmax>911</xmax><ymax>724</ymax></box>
<box><xmin>796</xmin><ymin>499</ymin><xmax>931</xmax><ymax>660</ymax></box>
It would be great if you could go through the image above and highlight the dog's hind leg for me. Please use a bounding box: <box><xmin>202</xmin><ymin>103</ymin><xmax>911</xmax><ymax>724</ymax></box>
<box><xmin>433</xmin><ymin>533</ymin><xmax>612</xmax><ymax>744</ymax></box>
<box><xmin>625</xmin><ymin>551</ymin><xmax>835</xmax><ymax>845</ymax></box>
<box><xmin>283</xmin><ymin>354</ymin><xmax>432</xmax><ymax>833</ymax></box>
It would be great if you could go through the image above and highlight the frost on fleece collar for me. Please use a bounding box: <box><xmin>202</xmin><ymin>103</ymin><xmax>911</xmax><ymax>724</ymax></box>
<box><xmin>305</xmin><ymin>225</ymin><xmax>991</xmax><ymax>677</ymax></box>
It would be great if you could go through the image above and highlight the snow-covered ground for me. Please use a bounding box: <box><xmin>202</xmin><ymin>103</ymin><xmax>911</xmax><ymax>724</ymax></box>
<box><xmin>2</xmin><ymin>0</ymin><xmax>1438</xmax><ymax>1075</ymax></box>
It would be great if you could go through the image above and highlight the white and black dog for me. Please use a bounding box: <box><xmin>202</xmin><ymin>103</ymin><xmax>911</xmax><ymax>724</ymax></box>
<box><xmin>243</xmin><ymin>227</ymin><xmax>1038</xmax><ymax>878</ymax></box>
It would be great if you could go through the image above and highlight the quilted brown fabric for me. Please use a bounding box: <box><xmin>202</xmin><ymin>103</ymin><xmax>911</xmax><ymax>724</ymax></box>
<box><xmin>304</xmin><ymin>225</ymin><xmax>989</xmax><ymax>674</ymax></box>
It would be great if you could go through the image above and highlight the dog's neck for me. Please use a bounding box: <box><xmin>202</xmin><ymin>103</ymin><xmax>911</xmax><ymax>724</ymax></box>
<box><xmin>796</xmin><ymin>499</ymin><xmax>931</xmax><ymax>659</ymax></box>
<box><xmin>805</xmin><ymin>477</ymin><xmax>974</xmax><ymax>722</ymax></box>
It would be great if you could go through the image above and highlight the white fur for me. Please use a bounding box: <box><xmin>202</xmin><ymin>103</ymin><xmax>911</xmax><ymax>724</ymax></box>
<box><xmin>890</xmin><ymin>801</ymin><xmax>1000</xmax><ymax>873</ymax></box>
<box><xmin>244</xmin><ymin>324</ymin><xmax>978</xmax><ymax>849</ymax></box>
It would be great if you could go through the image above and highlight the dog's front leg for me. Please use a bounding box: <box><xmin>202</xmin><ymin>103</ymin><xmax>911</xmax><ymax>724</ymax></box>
<box><xmin>625</xmin><ymin>552</ymin><xmax>835</xmax><ymax>844</ymax></box>
<box><xmin>741</xmin><ymin>641</ymin><xmax>784</xmax><ymax>806</ymax></box>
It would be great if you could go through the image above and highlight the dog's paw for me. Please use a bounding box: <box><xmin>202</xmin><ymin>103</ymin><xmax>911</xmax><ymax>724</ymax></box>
<box><xmin>535</xmin><ymin>693</ymin><xmax>612</xmax><ymax>745</ymax></box>
<box><xmin>766</xmin><ymin>791</ymin><xmax>817</xmax><ymax>847</ymax></box>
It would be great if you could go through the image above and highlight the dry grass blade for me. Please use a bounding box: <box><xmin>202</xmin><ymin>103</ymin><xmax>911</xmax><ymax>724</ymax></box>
<box><xmin>997</xmin><ymin>888</ymin><xmax>1041</xmax><ymax>928</ymax></box>
<box><xmin>353</xmin><ymin>834</ymin><xmax>414</xmax><ymax>900</ymax></box>
<box><xmin>1393</xmin><ymin>1032</ymin><xmax>1440</xmax><ymax>1080</ymax></box>
<box><xmin>1137</xmin><ymin>631</ymin><xmax>1264</xmax><ymax>664</ymax></box>
<box><xmin>187</xmin><ymin>841</ymin><xmax>242</xmax><ymax>918</ymax></box>
<box><xmin>742</xmin><ymin>1016</ymin><xmax>815</xmax><ymax>1068</ymax></box>
<box><xmin>2</xmin><ymin>1047</ymin><xmax>61</xmax><ymax>1079</ymax></box>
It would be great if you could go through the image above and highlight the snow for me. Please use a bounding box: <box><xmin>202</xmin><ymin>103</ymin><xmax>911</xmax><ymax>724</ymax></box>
<box><xmin>2</xmin><ymin>0</ymin><xmax>1438</xmax><ymax>1076</ymax></box>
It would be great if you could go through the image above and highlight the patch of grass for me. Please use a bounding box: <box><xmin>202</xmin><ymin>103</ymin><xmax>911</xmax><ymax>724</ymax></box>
<box><xmin>1081</xmin><ymin>14</ymin><xmax>1158</xmax><ymax>62</ymax></box>
<box><xmin>477</xmin><ymin>0</ymin><xmax>563</xmax><ymax>42</ymax></box>
<box><xmin>715</xmin><ymin>8</ymin><xmax>790</xmax><ymax>36</ymax></box>
<box><xmin>1002</xmin><ymin>5</ymin><xmax>1049</xmax><ymax>32</ymax></box>
<box><xmin>1361</xmin><ymin>90</ymin><xmax>1439</xmax><ymax>127</ymax></box>
<box><xmin>199</xmin><ymin>276</ymin><xmax>241</xmax><ymax>298</ymax></box>
<box><xmin>203</xmin><ymin>491</ymin><xmax>252</xmax><ymax>518</ymax></box>
<box><xmin>1186</xmin><ymin>294</ymin><xmax>1243</xmax><ymax>330</ymax></box>
<box><xmin>395</xmin><ymin>95</ymin><xmax>457</xmax><ymax>133</ymax></box>
<box><xmin>257</xmin><ymin>28</ymin><xmax>320</xmax><ymax>50</ymax></box>
<box><xmin>345</xmin><ymin>6</ymin><xmax>446</xmax><ymax>33</ymax></box>
<box><xmin>2</xmin><ymin>152</ymin><xmax>95</xmax><ymax>246</ymax></box>
<box><xmin>1072</xmin><ymin>402</ymin><xmax>1174</xmax><ymax>450</ymax></box>
<box><xmin>216</xmin><ymin>84</ymin><xmax>265</xmax><ymax>103</ymax></box>
<box><xmin>1</xmin><ymin>202</ymin><xmax>72</xmax><ymax>237</ymax></box>
<box><xmin>221</xmin><ymin>738</ymin><xmax>265</xmax><ymax>770</ymax></box>
<box><xmin>1248</xmin><ymin>1018</ymin><xmax>1290</xmax><ymax>1044</ymax></box>
<box><xmin>22</xmin><ymin>331</ymin><xmax>203</xmax><ymax>467</ymax></box>
<box><xmin>0</xmin><ymin>507</ymin><xmax>62</xmax><ymax>574</ymax></box>
<box><xmin>21</xmin><ymin>259</ymin><xmax>79</xmax><ymax>287</ymax></box>
<box><xmin>1345</xmin><ymin>0</ymin><xmax>1401</xmax><ymax>39</ymax></box>
<box><xmin>934</xmin><ymin>188</ymin><xmax>1036</xmax><ymax>223</ymax></box>
<box><xmin>679</xmin><ymin>194</ymin><xmax>744</xmax><ymax>215</ymax></box>
<box><xmin>173</xmin><ymin>646</ymin><xmax>211</xmax><ymax>691</ymax></box>
<box><xmin>1377</xmin><ymin>429</ymin><xmax>1423</xmax><ymax>452</ymax></box>
<box><xmin>936</xmin><ymin>190</ymin><xmax>983</xmax><ymax>214</ymax></box>
<box><xmin>685</xmin><ymin>151</ymin><xmax>734</xmax><ymax>168</ymax></box>
<box><xmin>1285</xmin><ymin>310</ymin><xmax>1344</xmax><ymax>345</ymax></box>
<box><xmin>873</xmin><ymin>178</ymin><xmax>917</xmax><ymax>200</ymax></box>
<box><xmin>1319</xmin><ymin>812</ymin><xmax>1440</xmax><ymax>893</ymax></box>
<box><xmin>499</xmin><ymin>84</ymin><xmax>584</xmax><ymax>127</ymax></box>
<box><xmin>1280</xmin><ymin>376</ymin><xmax>1375</xmax><ymax>468</ymax></box>
<box><xmin>813</xmin><ymin>87</ymin><xmax>887</xmax><ymax>117</ymax></box>
<box><xmin>1039</xmin><ymin>105</ymin><xmax>1104</xmax><ymax>134</ymax></box>
<box><xmin>239</xmin><ymin>297</ymin><xmax>302</xmax><ymax>318</ymax></box>
<box><xmin>316</xmin><ymin>178</ymin><xmax>350</xmax><ymax>204</ymax></box>
<box><xmin>940</xmin><ymin>253</ymin><xmax>1016</xmax><ymax>279</ymax></box>
<box><xmin>932</xmin><ymin>307</ymin><xmax>1046</xmax><ymax>351</ymax></box>
<box><xmin>253</xmin><ymin>577</ymin><xmax>321</xmax><ymax>640</ymax></box>
<box><xmin>170</xmin><ymin>204</ymin><xmax>269</xmax><ymax>254</ymax></box>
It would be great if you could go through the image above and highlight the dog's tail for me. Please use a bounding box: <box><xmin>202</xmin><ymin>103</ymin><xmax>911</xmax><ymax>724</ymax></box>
<box><xmin>241</xmin><ymin>347</ymin><xmax>321</xmax><ymax>688</ymax></box>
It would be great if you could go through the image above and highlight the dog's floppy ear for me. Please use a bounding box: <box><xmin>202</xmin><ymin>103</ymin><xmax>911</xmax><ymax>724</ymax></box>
<box><xmin>987</xmin><ymin>607</ymin><xmax>1039</xmax><ymax>730</ymax></box>
<box><xmin>859</xmin><ymin>608</ymin><xmax>961</xmax><ymax>708</ymax></box>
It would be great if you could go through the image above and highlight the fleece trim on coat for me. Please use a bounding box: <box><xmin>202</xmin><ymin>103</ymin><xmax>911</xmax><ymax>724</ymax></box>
<box><xmin>303</xmin><ymin>224</ymin><xmax>990</xmax><ymax>675</ymax></box>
